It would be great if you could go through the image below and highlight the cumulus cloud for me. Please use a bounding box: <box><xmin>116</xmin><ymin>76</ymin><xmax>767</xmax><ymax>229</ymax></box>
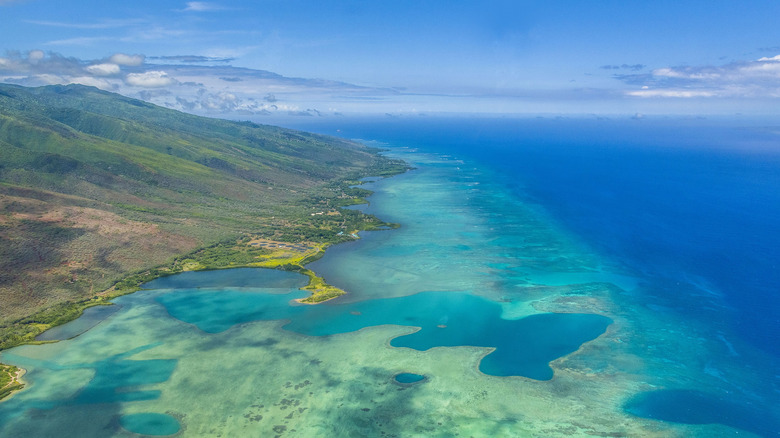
<box><xmin>27</xmin><ymin>50</ymin><xmax>45</xmax><ymax>63</ymax></box>
<box><xmin>110</xmin><ymin>53</ymin><xmax>145</xmax><ymax>66</ymax></box>
<box><xmin>125</xmin><ymin>71</ymin><xmax>175</xmax><ymax>87</ymax></box>
<box><xmin>619</xmin><ymin>54</ymin><xmax>780</xmax><ymax>98</ymax></box>
<box><xmin>0</xmin><ymin>50</ymin><xmax>411</xmax><ymax>117</ymax></box>
<box><xmin>86</xmin><ymin>63</ymin><xmax>121</xmax><ymax>76</ymax></box>
<box><xmin>0</xmin><ymin>51</ymin><xmax>88</xmax><ymax>77</ymax></box>
<box><xmin>67</xmin><ymin>76</ymin><xmax>115</xmax><ymax>90</ymax></box>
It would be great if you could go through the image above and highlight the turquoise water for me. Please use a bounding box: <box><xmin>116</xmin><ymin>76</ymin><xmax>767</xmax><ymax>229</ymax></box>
<box><xmin>1</xmin><ymin>118</ymin><xmax>778</xmax><ymax>437</ymax></box>
<box><xmin>394</xmin><ymin>373</ymin><xmax>425</xmax><ymax>384</ymax></box>
<box><xmin>157</xmin><ymin>287</ymin><xmax>611</xmax><ymax>380</ymax></box>
<box><xmin>120</xmin><ymin>413</ymin><xmax>181</xmax><ymax>436</ymax></box>
<box><xmin>35</xmin><ymin>304</ymin><xmax>121</xmax><ymax>341</ymax></box>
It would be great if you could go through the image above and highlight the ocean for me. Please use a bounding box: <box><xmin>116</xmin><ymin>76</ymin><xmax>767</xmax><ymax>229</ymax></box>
<box><xmin>0</xmin><ymin>116</ymin><xmax>777</xmax><ymax>436</ymax></box>
<box><xmin>293</xmin><ymin>115</ymin><xmax>780</xmax><ymax>434</ymax></box>
<box><xmin>297</xmin><ymin>116</ymin><xmax>780</xmax><ymax>356</ymax></box>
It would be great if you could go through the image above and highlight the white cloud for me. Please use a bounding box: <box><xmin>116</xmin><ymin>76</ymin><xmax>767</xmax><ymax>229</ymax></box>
<box><xmin>621</xmin><ymin>54</ymin><xmax>780</xmax><ymax>99</ymax></box>
<box><xmin>627</xmin><ymin>89</ymin><xmax>716</xmax><ymax>98</ymax></box>
<box><xmin>86</xmin><ymin>63</ymin><xmax>121</xmax><ymax>76</ymax></box>
<box><xmin>0</xmin><ymin>51</ymin><xmax>384</xmax><ymax>114</ymax></box>
<box><xmin>652</xmin><ymin>55</ymin><xmax>780</xmax><ymax>82</ymax></box>
<box><xmin>26</xmin><ymin>18</ymin><xmax>145</xmax><ymax>29</ymax></box>
<box><xmin>68</xmin><ymin>76</ymin><xmax>115</xmax><ymax>90</ymax></box>
<box><xmin>183</xmin><ymin>2</ymin><xmax>222</xmax><ymax>12</ymax></box>
<box><xmin>125</xmin><ymin>71</ymin><xmax>175</xmax><ymax>87</ymax></box>
<box><xmin>0</xmin><ymin>51</ymin><xmax>92</xmax><ymax>77</ymax></box>
<box><xmin>741</xmin><ymin>60</ymin><xmax>780</xmax><ymax>76</ymax></box>
<box><xmin>110</xmin><ymin>53</ymin><xmax>145</xmax><ymax>66</ymax></box>
<box><xmin>34</xmin><ymin>74</ymin><xmax>66</xmax><ymax>85</ymax></box>
<box><xmin>28</xmin><ymin>50</ymin><xmax>45</xmax><ymax>63</ymax></box>
<box><xmin>45</xmin><ymin>36</ymin><xmax>111</xmax><ymax>46</ymax></box>
<box><xmin>652</xmin><ymin>67</ymin><xmax>722</xmax><ymax>80</ymax></box>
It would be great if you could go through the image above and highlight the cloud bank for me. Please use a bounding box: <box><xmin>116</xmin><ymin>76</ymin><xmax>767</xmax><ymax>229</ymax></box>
<box><xmin>1</xmin><ymin>49</ymin><xmax>778</xmax><ymax>117</ymax></box>
<box><xmin>619</xmin><ymin>55</ymin><xmax>780</xmax><ymax>99</ymax></box>
<box><xmin>0</xmin><ymin>50</ymin><xmax>395</xmax><ymax>116</ymax></box>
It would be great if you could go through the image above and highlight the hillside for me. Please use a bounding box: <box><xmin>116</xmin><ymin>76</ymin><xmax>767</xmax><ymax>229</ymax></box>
<box><xmin>0</xmin><ymin>83</ymin><xmax>405</xmax><ymax>335</ymax></box>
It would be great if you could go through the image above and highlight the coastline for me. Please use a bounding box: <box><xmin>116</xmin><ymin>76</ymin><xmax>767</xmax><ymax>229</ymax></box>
<box><xmin>3</xmin><ymin>120</ymin><xmax>775</xmax><ymax>436</ymax></box>
<box><xmin>0</xmin><ymin>260</ymin><xmax>339</xmax><ymax>401</ymax></box>
<box><xmin>0</xmin><ymin>242</ymin><xmax>350</xmax><ymax>403</ymax></box>
<box><xmin>0</xmin><ymin>162</ymin><xmax>409</xmax><ymax>402</ymax></box>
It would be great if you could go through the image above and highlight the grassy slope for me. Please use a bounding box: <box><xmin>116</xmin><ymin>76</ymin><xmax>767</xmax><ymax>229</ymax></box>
<box><xmin>0</xmin><ymin>83</ymin><xmax>407</xmax><ymax>350</ymax></box>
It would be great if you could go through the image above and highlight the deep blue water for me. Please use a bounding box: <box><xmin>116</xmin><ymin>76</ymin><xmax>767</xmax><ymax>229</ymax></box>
<box><xmin>284</xmin><ymin>116</ymin><xmax>780</xmax><ymax>358</ymax></box>
<box><xmin>624</xmin><ymin>389</ymin><xmax>779</xmax><ymax>437</ymax></box>
<box><xmin>279</xmin><ymin>116</ymin><xmax>780</xmax><ymax>434</ymax></box>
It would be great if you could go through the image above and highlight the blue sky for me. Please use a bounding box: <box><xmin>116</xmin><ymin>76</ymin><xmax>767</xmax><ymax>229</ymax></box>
<box><xmin>1</xmin><ymin>0</ymin><xmax>779</xmax><ymax>117</ymax></box>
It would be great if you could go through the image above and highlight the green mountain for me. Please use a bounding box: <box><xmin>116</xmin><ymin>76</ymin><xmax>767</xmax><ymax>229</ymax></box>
<box><xmin>0</xmin><ymin>83</ymin><xmax>404</xmax><ymax>332</ymax></box>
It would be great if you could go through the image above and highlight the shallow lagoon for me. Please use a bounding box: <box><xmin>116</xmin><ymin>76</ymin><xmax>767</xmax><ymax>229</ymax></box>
<box><xmin>2</xmin><ymin>127</ymin><xmax>778</xmax><ymax>437</ymax></box>
<box><xmin>0</xmin><ymin>268</ymin><xmax>621</xmax><ymax>437</ymax></box>
<box><xmin>157</xmin><ymin>285</ymin><xmax>612</xmax><ymax>380</ymax></box>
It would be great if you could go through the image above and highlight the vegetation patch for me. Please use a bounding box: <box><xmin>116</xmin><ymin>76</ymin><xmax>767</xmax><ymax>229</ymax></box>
<box><xmin>0</xmin><ymin>364</ymin><xmax>24</xmax><ymax>400</ymax></box>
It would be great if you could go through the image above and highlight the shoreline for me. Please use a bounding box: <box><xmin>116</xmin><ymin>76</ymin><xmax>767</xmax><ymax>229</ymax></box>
<box><xmin>0</xmin><ymin>263</ymin><xmax>337</xmax><ymax>402</ymax></box>
<box><xmin>0</xmin><ymin>167</ymin><xmax>407</xmax><ymax>402</ymax></box>
<box><xmin>0</xmin><ymin>240</ymin><xmax>348</xmax><ymax>403</ymax></box>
